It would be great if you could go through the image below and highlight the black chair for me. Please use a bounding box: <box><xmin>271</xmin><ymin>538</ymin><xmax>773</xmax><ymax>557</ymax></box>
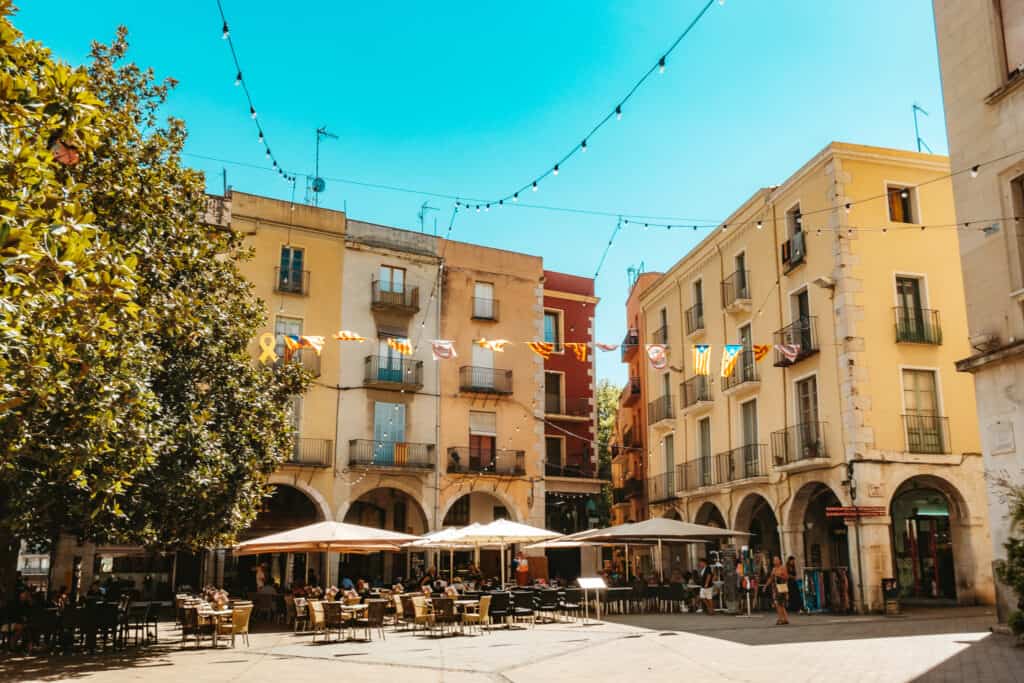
<box><xmin>560</xmin><ymin>588</ymin><xmax>582</xmax><ymax>621</ymax></box>
<box><xmin>535</xmin><ymin>590</ymin><xmax>559</xmax><ymax>623</ymax></box>
<box><xmin>321</xmin><ymin>602</ymin><xmax>347</xmax><ymax>643</ymax></box>
<box><xmin>629</xmin><ymin>583</ymin><xmax>647</xmax><ymax>614</ymax></box>
<box><xmin>511</xmin><ymin>591</ymin><xmax>535</xmax><ymax>628</ymax></box>
<box><xmin>428</xmin><ymin>597</ymin><xmax>456</xmax><ymax>637</ymax></box>
<box><xmin>124</xmin><ymin>602</ymin><xmax>149</xmax><ymax>646</ymax></box>
<box><xmin>353</xmin><ymin>599</ymin><xmax>387</xmax><ymax>641</ymax></box>
<box><xmin>667</xmin><ymin>583</ymin><xmax>686</xmax><ymax>613</ymax></box>
<box><xmin>24</xmin><ymin>608</ymin><xmax>60</xmax><ymax>654</ymax></box>
<box><xmin>487</xmin><ymin>592</ymin><xmax>510</xmax><ymax>629</ymax></box>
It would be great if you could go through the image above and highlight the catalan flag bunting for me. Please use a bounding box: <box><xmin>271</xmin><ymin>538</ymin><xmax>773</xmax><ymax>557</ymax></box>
<box><xmin>301</xmin><ymin>335</ymin><xmax>326</xmax><ymax>355</ymax></box>
<box><xmin>430</xmin><ymin>340</ymin><xmax>457</xmax><ymax>361</ymax></box>
<box><xmin>282</xmin><ymin>335</ymin><xmax>302</xmax><ymax>361</ymax></box>
<box><xmin>386</xmin><ymin>337</ymin><xmax>414</xmax><ymax>356</ymax></box>
<box><xmin>476</xmin><ymin>338</ymin><xmax>510</xmax><ymax>352</ymax></box>
<box><xmin>692</xmin><ymin>344</ymin><xmax>711</xmax><ymax>376</ymax></box>
<box><xmin>774</xmin><ymin>343</ymin><xmax>801</xmax><ymax>362</ymax></box>
<box><xmin>334</xmin><ymin>330</ymin><xmax>367</xmax><ymax>342</ymax></box>
<box><xmin>527</xmin><ymin>341</ymin><xmax>554</xmax><ymax>359</ymax></box>
<box><xmin>720</xmin><ymin>344</ymin><xmax>744</xmax><ymax>378</ymax></box>
<box><xmin>595</xmin><ymin>342</ymin><xmax>619</xmax><ymax>352</ymax></box>
<box><xmin>566</xmin><ymin>342</ymin><xmax>588</xmax><ymax>363</ymax></box>
<box><xmin>753</xmin><ymin>344</ymin><xmax>770</xmax><ymax>361</ymax></box>
<box><xmin>646</xmin><ymin>344</ymin><xmax>668</xmax><ymax>371</ymax></box>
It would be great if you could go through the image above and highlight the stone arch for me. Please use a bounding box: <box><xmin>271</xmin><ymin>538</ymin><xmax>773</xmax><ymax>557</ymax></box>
<box><xmin>786</xmin><ymin>481</ymin><xmax>848</xmax><ymax>531</ymax></box>
<box><xmin>733</xmin><ymin>493</ymin><xmax>781</xmax><ymax>557</ymax></box>
<box><xmin>694</xmin><ymin>501</ymin><xmax>726</xmax><ymax>527</ymax></box>
<box><xmin>342</xmin><ymin>487</ymin><xmax>430</xmax><ymax>535</ymax></box>
<box><xmin>887</xmin><ymin>473</ymin><xmax>970</xmax><ymax>522</ymax></box>
<box><xmin>439</xmin><ymin>488</ymin><xmax>521</xmax><ymax>527</ymax></box>
<box><xmin>785</xmin><ymin>481</ymin><xmax>849</xmax><ymax>570</ymax></box>
<box><xmin>268</xmin><ymin>473</ymin><xmax>331</xmax><ymax>522</ymax></box>
<box><xmin>337</xmin><ymin>478</ymin><xmax>430</xmax><ymax>525</ymax></box>
<box><xmin>662</xmin><ymin>507</ymin><xmax>682</xmax><ymax>520</ymax></box>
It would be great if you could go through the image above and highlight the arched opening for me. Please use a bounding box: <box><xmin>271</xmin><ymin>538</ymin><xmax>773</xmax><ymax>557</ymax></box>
<box><xmin>442</xmin><ymin>492</ymin><xmax>513</xmax><ymax>581</ymax></box>
<box><xmin>791</xmin><ymin>482</ymin><xmax>849</xmax><ymax>570</ymax></box>
<box><xmin>734</xmin><ymin>494</ymin><xmax>781</xmax><ymax>559</ymax></box>
<box><xmin>662</xmin><ymin>508</ymin><xmax>682</xmax><ymax>520</ymax></box>
<box><xmin>230</xmin><ymin>484</ymin><xmax>323</xmax><ymax>594</ymax></box>
<box><xmin>342</xmin><ymin>487</ymin><xmax>429</xmax><ymax>585</ymax></box>
<box><xmin>694</xmin><ymin>501</ymin><xmax>727</xmax><ymax>558</ymax></box>
<box><xmin>890</xmin><ymin>477</ymin><xmax>962</xmax><ymax>601</ymax></box>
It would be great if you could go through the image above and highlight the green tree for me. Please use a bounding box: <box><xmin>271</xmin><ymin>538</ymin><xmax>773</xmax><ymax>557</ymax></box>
<box><xmin>0</xmin><ymin>6</ymin><xmax>308</xmax><ymax>592</ymax></box>
<box><xmin>595</xmin><ymin>378</ymin><xmax>620</xmax><ymax>525</ymax></box>
<box><xmin>994</xmin><ymin>480</ymin><xmax>1024</xmax><ymax>635</ymax></box>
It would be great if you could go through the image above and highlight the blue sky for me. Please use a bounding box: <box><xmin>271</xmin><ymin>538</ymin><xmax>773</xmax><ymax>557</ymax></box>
<box><xmin>16</xmin><ymin>1</ymin><xmax>948</xmax><ymax>385</ymax></box>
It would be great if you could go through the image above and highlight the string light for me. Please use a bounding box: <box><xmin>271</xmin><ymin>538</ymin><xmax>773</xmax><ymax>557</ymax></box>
<box><xmin>615</xmin><ymin>105</ymin><xmax>623</xmax><ymax>121</ymax></box>
<box><xmin>553</xmin><ymin>164</ymin><xmax>559</xmax><ymax>176</ymax></box>
<box><xmin>658</xmin><ymin>56</ymin><xmax>666</xmax><ymax>73</ymax></box>
<box><xmin>532</xmin><ymin>181</ymin><xmax>538</xmax><ymax>192</ymax></box>
<box><xmin>221</xmin><ymin>21</ymin><xmax>229</xmax><ymax>39</ymax></box>
<box><xmin>250</xmin><ymin>106</ymin><xmax>257</xmax><ymax>119</ymax></box>
<box><xmin>756</xmin><ymin>220</ymin><xmax>762</xmax><ymax>230</ymax></box>
<box><xmin>581</xmin><ymin>139</ymin><xmax>587</xmax><ymax>152</ymax></box>
<box><xmin>970</xmin><ymin>165</ymin><xmax>979</xmax><ymax>178</ymax></box>
<box><xmin>234</xmin><ymin>71</ymin><xmax>242</xmax><ymax>86</ymax></box>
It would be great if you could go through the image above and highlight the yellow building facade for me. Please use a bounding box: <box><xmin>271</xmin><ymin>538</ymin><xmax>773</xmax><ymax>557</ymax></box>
<box><xmin>638</xmin><ymin>143</ymin><xmax>993</xmax><ymax>611</ymax></box>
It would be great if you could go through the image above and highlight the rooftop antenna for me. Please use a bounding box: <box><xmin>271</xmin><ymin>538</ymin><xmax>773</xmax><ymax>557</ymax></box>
<box><xmin>418</xmin><ymin>201</ymin><xmax>439</xmax><ymax>234</ymax></box>
<box><xmin>912</xmin><ymin>104</ymin><xmax>932</xmax><ymax>154</ymax></box>
<box><xmin>311</xmin><ymin>126</ymin><xmax>338</xmax><ymax>206</ymax></box>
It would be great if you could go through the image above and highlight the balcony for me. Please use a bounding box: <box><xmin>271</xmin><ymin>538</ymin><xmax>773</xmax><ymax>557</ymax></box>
<box><xmin>545</xmin><ymin>397</ymin><xmax>592</xmax><ymax>421</ymax></box>
<box><xmin>647</xmin><ymin>395</ymin><xmax>674</xmax><ymax>427</ymax></box>
<box><xmin>546</xmin><ymin>457</ymin><xmax>602</xmax><ymax>479</ymax></box>
<box><xmin>363</xmin><ymin>355</ymin><xmax>424</xmax><ymax>391</ymax></box>
<box><xmin>447</xmin><ymin>448</ymin><xmax>525</xmax><ymax>476</ymax></box>
<box><xmin>685</xmin><ymin>303</ymin><xmax>705</xmax><ymax>336</ymax></box>
<box><xmin>773</xmin><ymin>317</ymin><xmax>819</xmax><ymax>366</ymax></box>
<box><xmin>620</xmin><ymin>376</ymin><xmax>641</xmax><ymax>406</ymax></box>
<box><xmin>371</xmin><ymin>279</ymin><xmax>419</xmax><ymax>314</ymax></box>
<box><xmin>458</xmin><ymin>366</ymin><xmax>513</xmax><ymax>394</ymax></box>
<box><xmin>894</xmin><ymin>307</ymin><xmax>942</xmax><ymax>345</ymax></box>
<box><xmin>771</xmin><ymin>422</ymin><xmax>828</xmax><ymax>466</ymax></box>
<box><xmin>721</xmin><ymin>270</ymin><xmax>751</xmax><ymax>313</ymax></box>
<box><xmin>274</xmin><ymin>267</ymin><xmax>310</xmax><ymax>296</ymax></box>
<box><xmin>349</xmin><ymin>439</ymin><xmax>436</xmax><ymax>470</ymax></box>
<box><xmin>903</xmin><ymin>414</ymin><xmax>951</xmax><ymax>454</ymax></box>
<box><xmin>621</xmin><ymin>427</ymin><xmax>639</xmax><ymax>449</ymax></box>
<box><xmin>285</xmin><ymin>438</ymin><xmax>333</xmax><ymax>468</ymax></box>
<box><xmin>651</xmin><ymin>325</ymin><xmax>668</xmax><ymax>346</ymax></box>
<box><xmin>647</xmin><ymin>471</ymin><xmax>678</xmax><ymax>503</ymax></box>
<box><xmin>471</xmin><ymin>297</ymin><xmax>499</xmax><ymax>321</ymax></box>
<box><xmin>621</xmin><ymin>329</ymin><xmax>640</xmax><ymax>361</ymax></box>
<box><xmin>781</xmin><ymin>230</ymin><xmax>806</xmax><ymax>273</ymax></box>
<box><xmin>721</xmin><ymin>350</ymin><xmax>759</xmax><ymax>396</ymax></box>
<box><xmin>613</xmin><ymin>478</ymin><xmax>644</xmax><ymax>502</ymax></box>
<box><xmin>680</xmin><ymin>375</ymin><xmax>713</xmax><ymax>415</ymax></box>
<box><xmin>719</xmin><ymin>444</ymin><xmax>769</xmax><ymax>482</ymax></box>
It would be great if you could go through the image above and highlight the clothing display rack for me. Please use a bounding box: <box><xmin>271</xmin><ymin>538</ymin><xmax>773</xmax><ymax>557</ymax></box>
<box><xmin>802</xmin><ymin>566</ymin><xmax>852</xmax><ymax>613</ymax></box>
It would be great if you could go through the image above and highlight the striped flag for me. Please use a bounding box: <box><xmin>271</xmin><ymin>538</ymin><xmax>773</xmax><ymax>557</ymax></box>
<box><xmin>692</xmin><ymin>344</ymin><xmax>711</xmax><ymax>375</ymax></box>
<box><xmin>595</xmin><ymin>342</ymin><xmax>619</xmax><ymax>352</ymax></box>
<box><xmin>565</xmin><ymin>342</ymin><xmax>588</xmax><ymax>363</ymax></box>
<box><xmin>333</xmin><ymin>330</ymin><xmax>367</xmax><ymax>342</ymax></box>
<box><xmin>430</xmin><ymin>340</ymin><xmax>457</xmax><ymax>360</ymax></box>
<box><xmin>301</xmin><ymin>335</ymin><xmax>325</xmax><ymax>355</ymax></box>
<box><xmin>527</xmin><ymin>342</ymin><xmax>555</xmax><ymax>359</ymax></box>
<box><xmin>387</xmin><ymin>337</ymin><xmax>414</xmax><ymax>356</ymax></box>
<box><xmin>774</xmin><ymin>343</ymin><xmax>801</xmax><ymax>362</ymax></box>
<box><xmin>753</xmin><ymin>344</ymin><xmax>770</xmax><ymax>361</ymax></box>
<box><xmin>475</xmin><ymin>338</ymin><xmax>510</xmax><ymax>352</ymax></box>
<box><xmin>720</xmin><ymin>344</ymin><xmax>743</xmax><ymax>378</ymax></box>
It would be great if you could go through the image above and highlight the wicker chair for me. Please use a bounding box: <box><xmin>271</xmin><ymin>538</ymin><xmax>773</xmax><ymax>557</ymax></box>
<box><xmin>293</xmin><ymin>597</ymin><xmax>310</xmax><ymax>633</ymax></box>
<box><xmin>321</xmin><ymin>602</ymin><xmax>346</xmax><ymax>642</ymax></box>
<box><xmin>307</xmin><ymin>600</ymin><xmax>326</xmax><ymax>640</ymax></box>
<box><xmin>427</xmin><ymin>597</ymin><xmax>455</xmax><ymax>637</ymax></box>
<box><xmin>352</xmin><ymin>600</ymin><xmax>387</xmax><ymax>641</ymax></box>
<box><xmin>398</xmin><ymin>595</ymin><xmax>416</xmax><ymax>631</ymax></box>
<box><xmin>217</xmin><ymin>603</ymin><xmax>253</xmax><ymax>647</ymax></box>
<box><xmin>460</xmin><ymin>595</ymin><xmax>491</xmax><ymax>635</ymax></box>
<box><xmin>410</xmin><ymin>595</ymin><xmax>430</xmax><ymax>633</ymax></box>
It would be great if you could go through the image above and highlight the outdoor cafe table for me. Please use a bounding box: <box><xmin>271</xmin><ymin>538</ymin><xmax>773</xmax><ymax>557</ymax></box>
<box><xmin>198</xmin><ymin>609</ymin><xmax>232</xmax><ymax>647</ymax></box>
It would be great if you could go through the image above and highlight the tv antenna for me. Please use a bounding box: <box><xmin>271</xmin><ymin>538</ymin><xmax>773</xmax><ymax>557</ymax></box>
<box><xmin>912</xmin><ymin>104</ymin><xmax>932</xmax><ymax>154</ymax></box>
<box><xmin>309</xmin><ymin>126</ymin><xmax>338</xmax><ymax>206</ymax></box>
<box><xmin>418</xmin><ymin>201</ymin><xmax>439</xmax><ymax>234</ymax></box>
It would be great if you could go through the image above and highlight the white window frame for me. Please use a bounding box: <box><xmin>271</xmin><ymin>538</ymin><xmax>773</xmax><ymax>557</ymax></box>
<box><xmin>891</xmin><ymin>271</ymin><xmax>931</xmax><ymax>308</ymax></box>
<box><xmin>898</xmin><ymin>365</ymin><xmax>946</xmax><ymax>452</ymax></box>
<box><xmin>884</xmin><ymin>180</ymin><xmax>923</xmax><ymax>225</ymax></box>
<box><xmin>787</xmin><ymin>283</ymin><xmax>811</xmax><ymax>325</ymax></box>
<box><xmin>543</xmin><ymin>307</ymin><xmax>565</xmax><ymax>353</ymax></box>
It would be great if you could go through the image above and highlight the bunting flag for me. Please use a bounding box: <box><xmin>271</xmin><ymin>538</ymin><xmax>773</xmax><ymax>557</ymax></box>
<box><xmin>475</xmin><ymin>338</ymin><xmax>510</xmax><ymax>352</ymax></box>
<box><xmin>333</xmin><ymin>330</ymin><xmax>367</xmax><ymax>342</ymax></box>
<box><xmin>282</xmin><ymin>335</ymin><xmax>325</xmax><ymax>360</ymax></box>
<box><xmin>566</xmin><ymin>342</ymin><xmax>588</xmax><ymax>363</ymax></box>
<box><xmin>646</xmin><ymin>344</ymin><xmax>668</xmax><ymax>371</ymax></box>
<box><xmin>753</xmin><ymin>344</ymin><xmax>770</xmax><ymax>361</ymax></box>
<box><xmin>301</xmin><ymin>335</ymin><xmax>325</xmax><ymax>355</ymax></box>
<box><xmin>774</xmin><ymin>343</ymin><xmax>801</xmax><ymax>362</ymax></box>
<box><xmin>527</xmin><ymin>341</ymin><xmax>555</xmax><ymax>359</ymax></box>
<box><xmin>386</xmin><ymin>337</ymin><xmax>414</xmax><ymax>356</ymax></box>
<box><xmin>430</xmin><ymin>340</ymin><xmax>457</xmax><ymax>361</ymax></box>
<box><xmin>595</xmin><ymin>342</ymin><xmax>619</xmax><ymax>352</ymax></box>
<box><xmin>720</xmin><ymin>344</ymin><xmax>744</xmax><ymax>378</ymax></box>
<box><xmin>692</xmin><ymin>344</ymin><xmax>711</xmax><ymax>376</ymax></box>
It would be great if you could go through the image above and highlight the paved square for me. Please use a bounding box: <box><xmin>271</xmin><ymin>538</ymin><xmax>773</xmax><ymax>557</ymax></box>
<box><xmin>2</xmin><ymin>607</ymin><xmax>1021</xmax><ymax>682</ymax></box>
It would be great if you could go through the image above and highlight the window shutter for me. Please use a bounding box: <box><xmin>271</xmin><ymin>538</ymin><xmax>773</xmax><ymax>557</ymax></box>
<box><xmin>469</xmin><ymin>411</ymin><xmax>497</xmax><ymax>436</ymax></box>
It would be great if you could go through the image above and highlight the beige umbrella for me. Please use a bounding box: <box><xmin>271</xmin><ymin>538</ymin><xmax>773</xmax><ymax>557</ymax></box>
<box><xmin>234</xmin><ymin>521</ymin><xmax>420</xmax><ymax>586</ymax></box>
<box><xmin>403</xmin><ymin>525</ymin><xmax>482</xmax><ymax>582</ymax></box>
<box><xmin>450</xmin><ymin>519</ymin><xmax>562</xmax><ymax>586</ymax></box>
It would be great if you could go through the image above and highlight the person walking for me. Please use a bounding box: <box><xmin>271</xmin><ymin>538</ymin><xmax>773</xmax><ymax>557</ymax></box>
<box><xmin>697</xmin><ymin>558</ymin><xmax>715</xmax><ymax>615</ymax></box>
<box><xmin>770</xmin><ymin>555</ymin><xmax>790</xmax><ymax>625</ymax></box>
<box><xmin>785</xmin><ymin>556</ymin><xmax>803</xmax><ymax>613</ymax></box>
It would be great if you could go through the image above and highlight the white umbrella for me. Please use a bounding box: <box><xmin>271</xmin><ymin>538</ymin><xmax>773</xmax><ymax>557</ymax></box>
<box><xmin>404</xmin><ymin>525</ymin><xmax>482</xmax><ymax>582</ymax></box>
<box><xmin>451</xmin><ymin>520</ymin><xmax>562</xmax><ymax>586</ymax></box>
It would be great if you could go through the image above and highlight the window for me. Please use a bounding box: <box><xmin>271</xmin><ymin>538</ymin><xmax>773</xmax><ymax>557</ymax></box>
<box><xmin>741</xmin><ymin>399</ymin><xmax>758</xmax><ymax>476</ymax></box>
<box><xmin>469</xmin><ymin>411</ymin><xmax>497</xmax><ymax>467</ymax></box>
<box><xmin>734</xmin><ymin>252</ymin><xmax>748</xmax><ymax>298</ymax></box>
<box><xmin>693</xmin><ymin>279</ymin><xmax>703</xmax><ymax>309</ymax></box>
<box><xmin>903</xmin><ymin>369</ymin><xmax>939</xmax><ymax>416</ymax></box>
<box><xmin>546</xmin><ymin>436</ymin><xmax>564</xmax><ymax>468</ymax></box>
<box><xmin>473</xmin><ymin>282</ymin><xmax>495</xmax><ymax>319</ymax></box>
<box><xmin>796</xmin><ymin>376</ymin><xmax>818</xmax><ymax>425</ymax></box>
<box><xmin>661</xmin><ymin>372</ymin><xmax>671</xmax><ymax>401</ymax></box>
<box><xmin>1000</xmin><ymin>0</ymin><xmax>1024</xmax><ymax>77</ymax></box>
<box><xmin>545</xmin><ymin>372</ymin><xmax>563</xmax><ymax>414</ymax></box>
<box><xmin>378</xmin><ymin>265</ymin><xmax>405</xmax><ymax>293</ymax></box>
<box><xmin>887</xmin><ymin>186</ymin><xmax>915</xmax><ymax>223</ymax></box>
<box><xmin>698</xmin><ymin>417</ymin><xmax>712</xmax><ymax>485</ymax></box>
<box><xmin>544</xmin><ymin>310</ymin><xmax>562</xmax><ymax>349</ymax></box>
<box><xmin>274</xmin><ymin>315</ymin><xmax>302</xmax><ymax>358</ymax></box>
<box><xmin>903</xmin><ymin>369</ymin><xmax>943</xmax><ymax>453</ymax></box>
<box><xmin>786</xmin><ymin>203</ymin><xmax>802</xmax><ymax>238</ymax></box>
<box><xmin>444</xmin><ymin>497</ymin><xmax>470</xmax><ymax>526</ymax></box>
<box><xmin>278</xmin><ymin>246</ymin><xmax>305</xmax><ymax>293</ymax></box>
<box><xmin>373</xmin><ymin>401</ymin><xmax>406</xmax><ymax>463</ymax></box>
<box><xmin>664</xmin><ymin>433</ymin><xmax>675</xmax><ymax>486</ymax></box>
<box><xmin>896</xmin><ymin>276</ymin><xmax>927</xmax><ymax>341</ymax></box>
<box><xmin>1013</xmin><ymin>175</ymin><xmax>1024</xmax><ymax>287</ymax></box>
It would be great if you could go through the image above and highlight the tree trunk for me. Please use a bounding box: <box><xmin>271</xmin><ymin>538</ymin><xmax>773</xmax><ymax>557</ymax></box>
<box><xmin>0</xmin><ymin>527</ymin><xmax>20</xmax><ymax>605</ymax></box>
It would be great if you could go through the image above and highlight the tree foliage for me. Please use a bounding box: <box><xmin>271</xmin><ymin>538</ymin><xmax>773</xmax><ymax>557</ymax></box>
<box><xmin>595</xmin><ymin>378</ymin><xmax>620</xmax><ymax>524</ymax></box>
<box><xmin>994</xmin><ymin>481</ymin><xmax>1024</xmax><ymax>634</ymax></box>
<box><xmin>0</xmin><ymin>4</ymin><xmax>308</xmax><ymax>557</ymax></box>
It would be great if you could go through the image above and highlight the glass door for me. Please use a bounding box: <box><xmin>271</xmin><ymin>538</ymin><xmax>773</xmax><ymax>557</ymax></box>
<box><xmin>698</xmin><ymin>418</ymin><xmax>712</xmax><ymax>486</ymax></box>
<box><xmin>471</xmin><ymin>343</ymin><xmax>494</xmax><ymax>389</ymax></box>
<box><xmin>896</xmin><ymin>277</ymin><xmax>925</xmax><ymax>341</ymax></box>
<box><xmin>796</xmin><ymin>376</ymin><xmax>819</xmax><ymax>459</ymax></box>
<box><xmin>378</xmin><ymin>339</ymin><xmax>403</xmax><ymax>382</ymax></box>
<box><xmin>903</xmin><ymin>369</ymin><xmax>941</xmax><ymax>452</ymax></box>
<box><xmin>741</xmin><ymin>400</ymin><xmax>758</xmax><ymax>477</ymax></box>
<box><xmin>374</xmin><ymin>402</ymin><xmax>405</xmax><ymax>464</ymax></box>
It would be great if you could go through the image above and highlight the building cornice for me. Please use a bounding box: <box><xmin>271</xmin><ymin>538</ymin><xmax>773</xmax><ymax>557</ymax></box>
<box><xmin>544</xmin><ymin>289</ymin><xmax>599</xmax><ymax>304</ymax></box>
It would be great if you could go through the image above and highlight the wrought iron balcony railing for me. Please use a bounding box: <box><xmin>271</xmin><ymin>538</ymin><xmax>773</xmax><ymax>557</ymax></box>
<box><xmin>371</xmin><ymin>279</ymin><xmax>420</xmax><ymax>312</ymax></box>
<box><xmin>651</xmin><ymin>325</ymin><xmax>669</xmax><ymax>345</ymax></box>
<box><xmin>458</xmin><ymin>366</ymin><xmax>513</xmax><ymax>394</ymax></box>
<box><xmin>681</xmin><ymin>375</ymin><xmax>713</xmax><ymax>409</ymax></box>
<box><xmin>349</xmin><ymin>439</ymin><xmax>435</xmax><ymax>469</ymax></box>
<box><xmin>648</xmin><ymin>395</ymin><xmax>674</xmax><ymax>425</ymax></box>
<box><xmin>903</xmin><ymin>414</ymin><xmax>950</xmax><ymax>454</ymax></box>
<box><xmin>286</xmin><ymin>438</ymin><xmax>333</xmax><ymax>467</ymax></box>
<box><xmin>621</xmin><ymin>329</ymin><xmax>640</xmax><ymax>361</ymax></box>
<box><xmin>685</xmin><ymin>303</ymin><xmax>705</xmax><ymax>335</ymax></box>
<box><xmin>447</xmin><ymin>448</ymin><xmax>525</xmax><ymax>475</ymax></box>
<box><xmin>771</xmin><ymin>421</ymin><xmax>828</xmax><ymax>465</ymax></box>
<box><xmin>647</xmin><ymin>471</ymin><xmax>677</xmax><ymax>503</ymax></box>
<box><xmin>721</xmin><ymin>349</ymin><xmax>759</xmax><ymax>392</ymax></box>
<box><xmin>364</xmin><ymin>355</ymin><xmax>424</xmax><ymax>389</ymax></box>
<box><xmin>894</xmin><ymin>307</ymin><xmax>942</xmax><ymax>345</ymax></box>
<box><xmin>773</xmin><ymin>317</ymin><xmax>819</xmax><ymax>366</ymax></box>
<box><xmin>721</xmin><ymin>270</ymin><xmax>751</xmax><ymax>308</ymax></box>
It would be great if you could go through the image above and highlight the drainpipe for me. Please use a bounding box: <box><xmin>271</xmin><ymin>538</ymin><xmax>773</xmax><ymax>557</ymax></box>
<box><xmin>433</xmin><ymin>256</ymin><xmax>444</xmax><ymax>530</ymax></box>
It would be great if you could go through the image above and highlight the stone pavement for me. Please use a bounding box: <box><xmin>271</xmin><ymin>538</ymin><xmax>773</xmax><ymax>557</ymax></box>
<box><xmin>1</xmin><ymin>607</ymin><xmax>1021</xmax><ymax>682</ymax></box>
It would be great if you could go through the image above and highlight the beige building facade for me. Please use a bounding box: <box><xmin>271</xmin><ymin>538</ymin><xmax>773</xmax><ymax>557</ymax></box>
<box><xmin>638</xmin><ymin>143</ymin><xmax>993</xmax><ymax>611</ymax></box>
<box><xmin>933</xmin><ymin>0</ymin><xmax>1024</xmax><ymax>620</ymax></box>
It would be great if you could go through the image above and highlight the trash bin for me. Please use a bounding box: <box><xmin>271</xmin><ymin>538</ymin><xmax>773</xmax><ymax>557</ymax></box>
<box><xmin>881</xmin><ymin>578</ymin><xmax>900</xmax><ymax>615</ymax></box>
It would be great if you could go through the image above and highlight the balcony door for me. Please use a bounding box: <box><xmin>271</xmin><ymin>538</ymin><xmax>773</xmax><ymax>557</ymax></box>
<box><xmin>698</xmin><ymin>417</ymin><xmax>712</xmax><ymax>486</ymax></box>
<box><xmin>469</xmin><ymin>411</ymin><xmax>497</xmax><ymax>471</ymax></box>
<box><xmin>379</xmin><ymin>265</ymin><xmax>405</xmax><ymax>293</ymax></box>
<box><xmin>279</xmin><ymin>246</ymin><xmax>304</xmax><ymax>292</ymax></box>
<box><xmin>374</xmin><ymin>402</ymin><xmax>406</xmax><ymax>464</ymax></box>
<box><xmin>474</xmin><ymin>282</ymin><xmax>495</xmax><ymax>318</ymax></box>
<box><xmin>471</xmin><ymin>343</ymin><xmax>494</xmax><ymax>389</ymax></box>
<box><xmin>896</xmin><ymin>277</ymin><xmax>925</xmax><ymax>340</ymax></box>
<box><xmin>735</xmin><ymin>252</ymin><xmax>747</xmax><ymax>298</ymax></box>
<box><xmin>739</xmin><ymin>323</ymin><xmax>753</xmax><ymax>379</ymax></box>
<box><xmin>741</xmin><ymin>400</ymin><xmax>758</xmax><ymax>476</ymax></box>
<box><xmin>545</xmin><ymin>372</ymin><xmax>562</xmax><ymax>414</ymax></box>
<box><xmin>792</xmin><ymin>289</ymin><xmax>811</xmax><ymax>349</ymax></box>
<box><xmin>903</xmin><ymin>369</ymin><xmax>941</xmax><ymax>453</ymax></box>
<box><xmin>795</xmin><ymin>376</ymin><xmax>820</xmax><ymax>459</ymax></box>
<box><xmin>377</xmin><ymin>338</ymin><xmax>403</xmax><ymax>382</ymax></box>
<box><xmin>664</xmin><ymin>434</ymin><xmax>675</xmax><ymax>491</ymax></box>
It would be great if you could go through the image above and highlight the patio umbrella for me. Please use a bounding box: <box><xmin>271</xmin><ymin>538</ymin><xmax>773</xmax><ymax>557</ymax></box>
<box><xmin>234</xmin><ymin>520</ymin><xmax>420</xmax><ymax>587</ymax></box>
<box><xmin>403</xmin><ymin>525</ymin><xmax>482</xmax><ymax>582</ymax></box>
<box><xmin>450</xmin><ymin>520</ymin><xmax>562</xmax><ymax>586</ymax></box>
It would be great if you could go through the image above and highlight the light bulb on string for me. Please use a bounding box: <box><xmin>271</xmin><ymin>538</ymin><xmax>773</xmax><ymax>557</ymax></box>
<box><xmin>756</xmin><ymin>220</ymin><xmax>763</xmax><ymax>230</ymax></box>
<box><xmin>845</xmin><ymin>203</ymin><xmax>851</xmax><ymax>214</ymax></box>
<box><xmin>658</xmin><ymin>56</ymin><xmax>666</xmax><ymax>73</ymax></box>
<box><xmin>581</xmin><ymin>139</ymin><xmax>587</xmax><ymax>152</ymax></box>
<box><xmin>258</xmin><ymin>131</ymin><xmax>264</xmax><ymax>144</ymax></box>
<box><xmin>615</xmin><ymin>105</ymin><xmax>622</xmax><ymax>120</ymax></box>
<box><xmin>513</xmin><ymin>193</ymin><xmax>519</xmax><ymax>202</ymax></box>
<box><xmin>265</xmin><ymin>148</ymin><xmax>271</xmax><ymax>159</ymax></box>
<box><xmin>900</xmin><ymin>190</ymin><xmax>909</xmax><ymax>199</ymax></box>
<box><xmin>532</xmin><ymin>181</ymin><xmax>538</xmax><ymax>192</ymax></box>
<box><xmin>553</xmin><ymin>164</ymin><xmax>559</xmax><ymax>176</ymax></box>
<box><xmin>221</xmin><ymin>21</ymin><xmax>229</xmax><ymax>39</ymax></box>
<box><xmin>485</xmin><ymin>204</ymin><xmax>490</xmax><ymax>212</ymax></box>
<box><xmin>475</xmin><ymin>205</ymin><xmax>480</xmax><ymax>212</ymax></box>
<box><xmin>234</xmin><ymin>71</ymin><xmax>242</xmax><ymax>86</ymax></box>
<box><xmin>970</xmin><ymin>165</ymin><xmax>979</xmax><ymax>178</ymax></box>
<box><xmin>250</xmin><ymin>106</ymin><xmax>257</xmax><ymax>119</ymax></box>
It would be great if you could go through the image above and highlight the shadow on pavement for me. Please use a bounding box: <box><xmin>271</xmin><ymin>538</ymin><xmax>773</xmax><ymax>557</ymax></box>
<box><xmin>910</xmin><ymin>632</ymin><xmax>1024</xmax><ymax>682</ymax></box>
